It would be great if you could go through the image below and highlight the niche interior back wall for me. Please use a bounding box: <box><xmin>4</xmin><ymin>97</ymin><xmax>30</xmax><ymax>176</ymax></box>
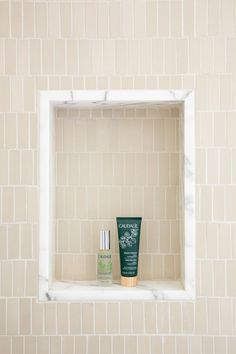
<box><xmin>0</xmin><ymin>1</ymin><xmax>236</xmax><ymax>353</ymax></box>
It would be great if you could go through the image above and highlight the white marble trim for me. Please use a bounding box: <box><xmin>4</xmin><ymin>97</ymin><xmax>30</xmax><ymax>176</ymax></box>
<box><xmin>39</xmin><ymin>90</ymin><xmax>195</xmax><ymax>301</ymax></box>
<box><xmin>47</xmin><ymin>280</ymin><xmax>191</xmax><ymax>301</ymax></box>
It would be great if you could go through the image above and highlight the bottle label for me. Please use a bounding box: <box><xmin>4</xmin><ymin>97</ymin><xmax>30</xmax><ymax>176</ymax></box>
<box><xmin>97</xmin><ymin>254</ymin><xmax>112</xmax><ymax>279</ymax></box>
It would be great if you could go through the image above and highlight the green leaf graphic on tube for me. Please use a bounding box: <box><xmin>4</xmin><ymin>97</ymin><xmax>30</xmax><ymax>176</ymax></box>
<box><xmin>119</xmin><ymin>229</ymin><xmax>138</xmax><ymax>249</ymax></box>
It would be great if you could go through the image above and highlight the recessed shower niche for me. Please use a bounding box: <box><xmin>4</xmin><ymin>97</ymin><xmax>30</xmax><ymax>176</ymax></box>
<box><xmin>39</xmin><ymin>90</ymin><xmax>195</xmax><ymax>301</ymax></box>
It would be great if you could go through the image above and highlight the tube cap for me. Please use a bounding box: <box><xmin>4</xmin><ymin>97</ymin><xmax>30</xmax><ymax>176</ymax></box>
<box><xmin>100</xmin><ymin>230</ymin><xmax>110</xmax><ymax>250</ymax></box>
<box><xmin>121</xmin><ymin>276</ymin><xmax>137</xmax><ymax>287</ymax></box>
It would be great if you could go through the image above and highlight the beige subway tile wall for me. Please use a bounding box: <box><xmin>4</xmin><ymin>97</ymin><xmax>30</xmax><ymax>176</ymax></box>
<box><xmin>0</xmin><ymin>0</ymin><xmax>236</xmax><ymax>353</ymax></box>
<box><xmin>55</xmin><ymin>106</ymin><xmax>182</xmax><ymax>281</ymax></box>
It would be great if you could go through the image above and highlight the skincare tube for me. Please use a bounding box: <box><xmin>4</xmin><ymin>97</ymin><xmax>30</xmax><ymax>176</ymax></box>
<box><xmin>116</xmin><ymin>217</ymin><xmax>142</xmax><ymax>287</ymax></box>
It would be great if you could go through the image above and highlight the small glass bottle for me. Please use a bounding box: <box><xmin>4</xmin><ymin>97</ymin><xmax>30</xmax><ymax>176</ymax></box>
<box><xmin>97</xmin><ymin>230</ymin><xmax>112</xmax><ymax>285</ymax></box>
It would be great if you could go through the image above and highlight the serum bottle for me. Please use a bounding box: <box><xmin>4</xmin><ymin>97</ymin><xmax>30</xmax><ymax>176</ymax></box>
<box><xmin>97</xmin><ymin>230</ymin><xmax>112</xmax><ymax>285</ymax></box>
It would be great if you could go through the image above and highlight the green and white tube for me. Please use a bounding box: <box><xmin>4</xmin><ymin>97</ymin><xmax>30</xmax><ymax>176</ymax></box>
<box><xmin>116</xmin><ymin>217</ymin><xmax>142</xmax><ymax>287</ymax></box>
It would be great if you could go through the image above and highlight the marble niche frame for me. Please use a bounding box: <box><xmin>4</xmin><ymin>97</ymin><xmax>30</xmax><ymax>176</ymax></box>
<box><xmin>38</xmin><ymin>90</ymin><xmax>195</xmax><ymax>301</ymax></box>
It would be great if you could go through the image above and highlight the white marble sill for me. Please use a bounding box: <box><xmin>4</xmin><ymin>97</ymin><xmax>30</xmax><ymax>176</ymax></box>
<box><xmin>45</xmin><ymin>280</ymin><xmax>194</xmax><ymax>301</ymax></box>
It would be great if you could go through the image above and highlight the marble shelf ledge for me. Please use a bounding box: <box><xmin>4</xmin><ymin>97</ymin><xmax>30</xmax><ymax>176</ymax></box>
<box><xmin>46</xmin><ymin>280</ymin><xmax>193</xmax><ymax>301</ymax></box>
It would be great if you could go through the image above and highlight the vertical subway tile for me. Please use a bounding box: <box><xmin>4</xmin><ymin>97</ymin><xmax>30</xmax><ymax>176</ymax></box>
<box><xmin>113</xmin><ymin>336</ymin><xmax>125</xmax><ymax>354</ymax></box>
<box><xmin>214</xmin><ymin>337</ymin><xmax>227</xmax><ymax>354</ymax></box>
<box><xmin>57</xmin><ymin>303</ymin><xmax>69</xmax><ymax>335</ymax></box>
<box><xmin>170</xmin><ymin>2</ymin><xmax>182</xmax><ymax>37</ymax></box>
<box><xmin>125</xmin><ymin>336</ymin><xmax>137</xmax><ymax>354</ymax></box>
<box><xmin>144</xmin><ymin>302</ymin><xmax>156</xmax><ymax>334</ymax></box>
<box><xmin>67</xmin><ymin>40</ymin><xmax>78</xmax><ymax>75</ymax></box>
<box><xmin>27</xmin><ymin>187</ymin><xmax>37</xmax><ymax>222</ymax></box>
<box><xmin>227</xmin><ymin>261</ymin><xmax>236</xmax><ymax>296</ymax></box>
<box><xmin>109</xmin><ymin>2</ymin><xmax>121</xmax><ymax>38</ymax></box>
<box><xmin>0</xmin><ymin>225</ymin><xmax>7</xmax><ymax>260</ymax></box>
<box><xmin>21</xmin><ymin>151</ymin><xmax>33</xmax><ymax>185</ymax></box>
<box><xmin>195</xmin><ymin>299</ymin><xmax>207</xmax><ymax>334</ymax></box>
<box><xmin>0</xmin><ymin>337</ymin><xmax>11</xmax><ymax>354</ymax></box>
<box><xmin>0</xmin><ymin>2</ymin><xmax>9</xmax><ymax>37</ymax></box>
<box><xmin>1</xmin><ymin>262</ymin><xmax>13</xmax><ymax>297</ymax></box>
<box><xmin>158</xmin><ymin>1</ymin><xmax>169</xmax><ymax>36</ymax></box>
<box><xmin>0</xmin><ymin>299</ymin><xmax>6</xmax><ymax>334</ymax></box>
<box><xmin>10</xmin><ymin>2</ymin><xmax>22</xmax><ymax>38</ymax></box>
<box><xmin>95</xmin><ymin>303</ymin><xmax>107</xmax><ymax>334</ymax></box>
<box><xmin>12</xmin><ymin>336</ymin><xmax>23</xmax><ymax>354</ymax></box>
<box><xmin>182</xmin><ymin>302</ymin><xmax>194</xmax><ymax>333</ymax></box>
<box><xmin>45</xmin><ymin>304</ymin><xmax>56</xmax><ymax>335</ymax></box>
<box><xmin>12</xmin><ymin>336</ymin><xmax>24</xmax><ymax>354</ymax></box>
<box><xmin>207</xmin><ymin>298</ymin><xmax>220</xmax><ymax>334</ymax></box>
<box><xmin>19</xmin><ymin>298</ymin><xmax>31</xmax><ymax>335</ymax></box>
<box><xmin>32</xmin><ymin>299</ymin><xmax>44</xmax><ymax>335</ymax></box>
<box><xmin>23</xmin><ymin>2</ymin><xmax>35</xmax><ymax>37</ymax></box>
<box><xmin>137</xmin><ymin>336</ymin><xmax>150</xmax><ymax>354</ymax></box>
<box><xmin>170</xmin><ymin>303</ymin><xmax>182</xmax><ymax>334</ymax></box>
<box><xmin>209</xmin><ymin>0</ymin><xmax>220</xmax><ymax>35</ymax></box>
<box><xmin>72</xmin><ymin>3</ymin><xmax>85</xmax><ymax>38</ymax></box>
<box><xmin>100</xmin><ymin>336</ymin><xmax>112</xmax><ymax>354</ymax></box>
<box><xmin>228</xmin><ymin>338</ymin><xmax>236</xmax><ymax>354</ymax></box>
<box><xmin>121</xmin><ymin>0</ymin><xmax>133</xmax><ymax>38</ymax></box>
<box><xmin>85</xmin><ymin>2</ymin><xmax>97</xmax><ymax>38</ymax></box>
<box><xmin>134</xmin><ymin>0</ymin><xmax>146</xmax><ymax>38</ymax></box>
<box><xmin>54</xmin><ymin>40</ymin><xmax>66</xmax><ymax>75</ymax></box>
<box><xmin>220</xmin><ymin>298</ymin><xmax>233</xmax><ymax>335</ymax></box>
<box><xmin>5</xmin><ymin>113</ymin><xmax>16</xmax><ymax>148</ymax></box>
<box><xmin>35</xmin><ymin>2</ymin><xmax>47</xmax><ymax>38</ymax></box>
<box><xmin>146</xmin><ymin>1</ymin><xmax>157</xmax><ymax>37</ymax></box>
<box><xmin>189</xmin><ymin>333</ymin><xmax>200</xmax><ymax>353</ymax></box>
<box><xmin>152</xmin><ymin>39</ymin><xmax>164</xmax><ymax>74</ymax></box>
<box><xmin>78</xmin><ymin>40</ymin><xmax>93</xmax><ymax>75</ymax></box>
<box><xmin>75</xmin><ymin>336</ymin><xmax>87</xmax><ymax>354</ymax></box>
<box><xmin>42</xmin><ymin>40</ymin><xmax>54</xmax><ymax>75</ymax></box>
<box><xmin>227</xmin><ymin>39</ymin><xmax>236</xmax><ymax>73</ymax></box>
<box><xmin>0</xmin><ymin>40</ymin><xmax>4</xmax><ymax>74</ymax></box>
<box><xmin>183</xmin><ymin>0</ymin><xmax>195</xmax><ymax>35</ymax></box>
<box><xmin>87</xmin><ymin>336</ymin><xmax>99</xmax><ymax>354</ymax></box>
<box><xmin>70</xmin><ymin>304</ymin><xmax>81</xmax><ymax>334</ymax></box>
<box><xmin>107</xmin><ymin>303</ymin><xmax>119</xmax><ymax>334</ymax></box>
<box><xmin>23</xmin><ymin>77</ymin><xmax>35</xmax><ymax>112</ymax></box>
<box><xmin>17</xmin><ymin>39</ymin><xmax>29</xmax><ymax>76</ymax></box>
<box><xmin>7</xmin><ymin>298</ymin><xmax>18</xmax><ymax>334</ymax></box>
<box><xmin>25</xmin><ymin>260</ymin><xmax>37</xmax><ymax>296</ymax></box>
<box><xmin>13</xmin><ymin>260</ymin><xmax>25</xmax><ymax>296</ymax></box>
<box><xmin>30</xmin><ymin>40</ymin><xmax>41</xmax><ymax>75</ymax></box>
<box><xmin>120</xmin><ymin>303</ymin><xmax>132</xmax><ymax>334</ymax></box>
<box><xmin>8</xmin><ymin>224</ymin><xmax>19</xmax><ymax>259</ymax></box>
<box><xmin>103</xmin><ymin>40</ymin><xmax>115</xmax><ymax>75</ymax></box>
<box><xmin>2</xmin><ymin>187</ymin><xmax>14</xmax><ymax>222</ymax></box>
<box><xmin>220</xmin><ymin>0</ymin><xmax>234</xmax><ymax>36</ymax></box>
<box><xmin>37</xmin><ymin>337</ymin><xmax>49</xmax><ymax>354</ymax></box>
<box><xmin>0</xmin><ymin>150</ymin><xmax>8</xmax><ymax>185</ymax></box>
<box><xmin>15</xmin><ymin>187</ymin><xmax>27</xmax><ymax>222</ymax></box>
<box><xmin>62</xmin><ymin>337</ymin><xmax>74</xmax><ymax>354</ymax></box>
<box><xmin>48</xmin><ymin>3</ymin><xmax>60</xmax><ymax>38</ymax></box>
<box><xmin>177</xmin><ymin>337</ymin><xmax>189</xmax><ymax>354</ymax></box>
<box><xmin>60</xmin><ymin>2</ymin><xmax>71</xmax><ymax>38</ymax></box>
<box><xmin>214</xmin><ymin>261</ymin><xmax>226</xmax><ymax>296</ymax></box>
<box><xmin>97</xmin><ymin>3</ymin><xmax>108</xmax><ymax>38</ymax></box>
<box><xmin>50</xmin><ymin>337</ymin><xmax>61</xmax><ymax>354</ymax></box>
<box><xmin>5</xmin><ymin>39</ymin><xmax>16</xmax><ymax>74</ymax></box>
<box><xmin>0</xmin><ymin>78</ymin><xmax>10</xmax><ymax>111</ymax></box>
<box><xmin>127</xmin><ymin>40</ymin><xmax>139</xmax><ymax>76</ymax></box>
<box><xmin>82</xmin><ymin>303</ymin><xmax>94</xmax><ymax>334</ymax></box>
<box><xmin>226</xmin><ymin>186</ymin><xmax>236</xmax><ymax>221</ymax></box>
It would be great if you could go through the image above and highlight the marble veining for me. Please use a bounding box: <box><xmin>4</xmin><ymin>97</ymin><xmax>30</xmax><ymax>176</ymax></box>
<box><xmin>39</xmin><ymin>90</ymin><xmax>195</xmax><ymax>301</ymax></box>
